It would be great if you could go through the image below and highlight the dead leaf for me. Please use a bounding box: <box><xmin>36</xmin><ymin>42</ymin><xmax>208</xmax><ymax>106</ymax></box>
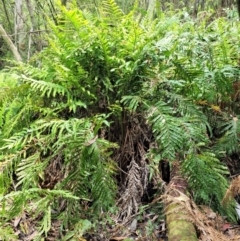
<box><xmin>85</xmin><ymin>135</ymin><xmax>98</xmax><ymax>146</ymax></box>
<box><xmin>222</xmin><ymin>223</ymin><xmax>231</xmax><ymax>232</ymax></box>
<box><xmin>210</xmin><ymin>105</ymin><xmax>221</xmax><ymax>112</ymax></box>
<box><xmin>110</xmin><ymin>236</ymin><xmax>130</xmax><ymax>240</ymax></box>
<box><xmin>26</xmin><ymin>231</ymin><xmax>38</xmax><ymax>240</ymax></box>
<box><xmin>14</xmin><ymin>216</ymin><xmax>22</xmax><ymax>227</ymax></box>
<box><xmin>129</xmin><ymin>219</ymin><xmax>137</xmax><ymax>232</ymax></box>
<box><xmin>226</xmin><ymin>228</ymin><xmax>234</xmax><ymax>238</ymax></box>
<box><xmin>207</xmin><ymin>210</ymin><xmax>216</xmax><ymax>220</ymax></box>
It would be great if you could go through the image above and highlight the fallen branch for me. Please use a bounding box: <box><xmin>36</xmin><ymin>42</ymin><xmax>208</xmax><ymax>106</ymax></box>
<box><xmin>0</xmin><ymin>25</ymin><xmax>22</xmax><ymax>62</ymax></box>
<box><xmin>164</xmin><ymin>162</ymin><xmax>198</xmax><ymax>241</ymax></box>
<box><xmin>163</xmin><ymin>162</ymin><xmax>240</xmax><ymax>241</ymax></box>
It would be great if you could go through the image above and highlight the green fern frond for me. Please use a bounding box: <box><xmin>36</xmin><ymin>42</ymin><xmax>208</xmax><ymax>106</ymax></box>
<box><xmin>21</xmin><ymin>74</ymin><xmax>69</xmax><ymax>98</ymax></box>
<box><xmin>0</xmin><ymin>73</ymin><xmax>19</xmax><ymax>104</ymax></box>
<box><xmin>0</xmin><ymin>77</ymin><xmax>33</xmax><ymax>140</ymax></box>
<box><xmin>88</xmin><ymin>139</ymin><xmax>117</xmax><ymax>210</ymax></box>
<box><xmin>169</xmin><ymin>93</ymin><xmax>201</xmax><ymax>116</ymax></box>
<box><xmin>121</xmin><ymin>95</ymin><xmax>142</xmax><ymax>112</ymax></box>
<box><xmin>0</xmin><ymin>128</ymin><xmax>31</xmax><ymax>151</ymax></box>
<box><xmin>1</xmin><ymin>188</ymin><xmax>79</xmax><ymax>221</ymax></box>
<box><xmin>2</xmin><ymin>101</ymin><xmax>32</xmax><ymax>138</ymax></box>
<box><xmin>101</xmin><ymin>0</ymin><xmax>123</xmax><ymax>21</ymax></box>
<box><xmin>16</xmin><ymin>152</ymin><xmax>44</xmax><ymax>189</ymax></box>
<box><xmin>0</xmin><ymin>171</ymin><xmax>11</xmax><ymax>195</ymax></box>
<box><xmin>0</xmin><ymin>114</ymin><xmax>117</xmax><ymax>225</ymax></box>
<box><xmin>61</xmin><ymin>219</ymin><xmax>92</xmax><ymax>241</ymax></box>
<box><xmin>213</xmin><ymin>116</ymin><xmax>240</xmax><ymax>155</ymax></box>
<box><xmin>168</xmin><ymin>93</ymin><xmax>210</xmax><ymax>145</ymax></box>
<box><xmin>62</xmin><ymin>136</ymin><xmax>117</xmax><ymax>213</ymax></box>
<box><xmin>173</xmin><ymin>59</ymin><xmax>203</xmax><ymax>82</ymax></box>
<box><xmin>147</xmin><ymin>101</ymin><xmax>184</xmax><ymax>160</ymax></box>
<box><xmin>58</xmin><ymin>7</ymin><xmax>87</xmax><ymax>30</ymax></box>
<box><xmin>147</xmin><ymin>97</ymin><xmax>209</xmax><ymax>160</ymax></box>
<box><xmin>182</xmin><ymin>151</ymin><xmax>230</xmax><ymax>214</ymax></box>
<box><xmin>0</xmin><ymin>226</ymin><xmax>18</xmax><ymax>241</ymax></box>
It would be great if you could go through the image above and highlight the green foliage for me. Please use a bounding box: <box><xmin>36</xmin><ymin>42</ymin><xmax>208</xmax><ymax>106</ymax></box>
<box><xmin>182</xmin><ymin>152</ymin><xmax>229</xmax><ymax>210</ymax></box>
<box><xmin>62</xmin><ymin>219</ymin><xmax>92</xmax><ymax>241</ymax></box>
<box><xmin>146</xmin><ymin>98</ymin><xmax>209</xmax><ymax>161</ymax></box>
<box><xmin>182</xmin><ymin>150</ymin><xmax>237</xmax><ymax>221</ymax></box>
<box><xmin>213</xmin><ymin>116</ymin><xmax>240</xmax><ymax>156</ymax></box>
<box><xmin>0</xmin><ymin>113</ymin><xmax>117</xmax><ymax>238</ymax></box>
<box><xmin>0</xmin><ymin>226</ymin><xmax>18</xmax><ymax>241</ymax></box>
<box><xmin>0</xmin><ymin>188</ymin><xmax>79</xmax><ymax>239</ymax></box>
<box><xmin>0</xmin><ymin>0</ymin><xmax>240</xmax><ymax>238</ymax></box>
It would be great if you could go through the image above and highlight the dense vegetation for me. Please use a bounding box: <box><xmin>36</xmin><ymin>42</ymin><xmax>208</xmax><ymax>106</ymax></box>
<box><xmin>0</xmin><ymin>0</ymin><xmax>239</xmax><ymax>240</ymax></box>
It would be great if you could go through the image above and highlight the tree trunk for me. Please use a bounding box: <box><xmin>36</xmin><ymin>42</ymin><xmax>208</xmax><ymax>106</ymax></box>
<box><xmin>26</xmin><ymin>0</ymin><xmax>43</xmax><ymax>59</ymax></box>
<box><xmin>147</xmin><ymin>0</ymin><xmax>156</xmax><ymax>19</ymax></box>
<box><xmin>237</xmin><ymin>0</ymin><xmax>240</xmax><ymax>19</ymax></box>
<box><xmin>61</xmin><ymin>0</ymin><xmax>67</xmax><ymax>6</ymax></box>
<box><xmin>164</xmin><ymin>163</ymin><xmax>198</xmax><ymax>241</ymax></box>
<box><xmin>15</xmin><ymin>0</ymin><xmax>25</xmax><ymax>55</ymax></box>
<box><xmin>193</xmin><ymin>0</ymin><xmax>200</xmax><ymax>17</ymax></box>
<box><xmin>1</xmin><ymin>0</ymin><xmax>12</xmax><ymax>32</ymax></box>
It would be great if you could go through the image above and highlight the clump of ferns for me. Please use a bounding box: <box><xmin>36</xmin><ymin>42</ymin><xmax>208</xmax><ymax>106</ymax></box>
<box><xmin>0</xmin><ymin>115</ymin><xmax>118</xmax><ymax>237</ymax></box>
<box><xmin>181</xmin><ymin>150</ymin><xmax>236</xmax><ymax>220</ymax></box>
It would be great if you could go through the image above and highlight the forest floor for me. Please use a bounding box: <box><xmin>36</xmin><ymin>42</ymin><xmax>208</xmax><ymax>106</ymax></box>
<box><xmin>5</xmin><ymin>149</ymin><xmax>240</xmax><ymax>241</ymax></box>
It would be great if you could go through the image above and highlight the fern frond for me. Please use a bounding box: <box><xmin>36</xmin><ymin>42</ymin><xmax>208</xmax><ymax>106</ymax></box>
<box><xmin>182</xmin><ymin>151</ymin><xmax>230</xmax><ymax>214</ymax></box>
<box><xmin>0</xmin><ymin>226</ymin><xmax>18</xmax><ymax>241</ymax></box>
<box><xmin>121</xmin><ymin>95</ymin><xmax>142</xmax><ymax>112</ymax></box>
<box><xmin>173</xmin><ymin>59</ymin><xmax>203</xmax><ymax>83</ymax></box>
<box><xmin>2</xmin><ymin>101</ymin><xmax>32</xmax><ymax>138</ymax></box>
<box><xmin>0</xmin><ymin>113</ymin><xmax>117</xmax><ymax>224</ymax></box>
<box><xmin>147</xmin><ymin>101</ymin><xmax>184</xmax><ymax>160</ymax></box>
<box><xmin>16</xmin><ymin>152</ymin><xmax>44</xmax><ymax>189</ymax></box>
<box><xmin>1</xmin><ymin>188</ymin><xmax>79</xmax><ymax>221</ymax></box>
<box><xmin>62</xmin><ymin>136</ymin><xmax>117</xmax><ymax>213</ymax></box>
<box><xmin>213</xmin><ymin>116</ymin><xmax>240</xmax><ymax>155</ymax></box>
<box><xmin>21</xmin><ymin>74</ymin><xmax>69</xmax><ymax>98</ymax></box>
<box><xmin>101</xmin><ymin>0</ymin><xmax>123</xmax><ymax>21</ymax></box>
<box><xmin>88</xmin><ymin>139</ymin><xmax>117</xmax><ymax>210</ymax></box>
<box><xmin>168</xmin><ymin>93</ymin><xmax>210</xmax><ymax>146</ymax></box>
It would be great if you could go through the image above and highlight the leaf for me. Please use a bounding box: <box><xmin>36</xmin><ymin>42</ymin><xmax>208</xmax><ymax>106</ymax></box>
<box><xmin>85</xmin><ymin>135</ymin><xmax>98</xmax><ymax>146</ymax></box>
<box><xmin>210</xmin><ymin>105</ymin><xmax>221</xmax><ymax>113</ymax></box>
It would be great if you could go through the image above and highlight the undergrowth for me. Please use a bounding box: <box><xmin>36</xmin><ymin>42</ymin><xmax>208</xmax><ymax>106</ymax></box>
<box><xmin>0</xmin><ymin>0</ymin><xmax>239</xmax><ymax>239</ymax></box>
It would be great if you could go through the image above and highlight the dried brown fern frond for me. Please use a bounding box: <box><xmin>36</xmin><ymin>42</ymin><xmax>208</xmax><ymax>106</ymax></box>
<box><xmin>117</xmin><ymin>157</ymin><xmax>148</xmax><ymax>223</ymax></box>
<box><xmin>118</xmin><ymin>158</ymin><xmax>143</xmax><ymax>217</ymax></box>
<box><xmin>222</xmin><ymin>175</ymin><xmax>240</xmax><ymax>206</ymax></box>
<box><xmin>113</xmin><ymin>114</ymin><xmax>151</xmax><ymax>224</ymax></box>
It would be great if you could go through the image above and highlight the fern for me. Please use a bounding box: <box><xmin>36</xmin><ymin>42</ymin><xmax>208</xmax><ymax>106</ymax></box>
<box><xmin>147</xmin><ymin>101</ymin><xmax>184</xmax><ymax>160</ymax></box>
<box><xmin>60</xmin><ymin>133</ymin><xmax>117</xmax><ymax>209</ymax></box>
<box><xmin>0</xmin><ymin>1</ymin><xmax>240</xmax><ymax>238</ymax></box>
<box><xmin>181</xmin><ymin>151</ymin><xmax>231</xmax><ymax>214</ymax></box>
<box><xmin>213</xmin><ymin>116</ymin><xmax>240</xmax><ymax>156</ymax></box>
<box><xmin>101</xmin><ymin>0</ymin><xmax>123</xmax><ymax>21</ymax></box>
<box><xmin>61</xmin><ymin>219</ymin><xmax>92</xmax><ymax>241</ymax></box>
<box><xmin>16</xmin><ymin>152</ymin><xmax>45</xmax><ymax>189</ymax></box>
<box><xmin>0</xmin><ymin>112</ymin><xmax>117</xmax><ymax>237</ymax></box>
<box><xmin>0</xmin><ymin>226</ymin><xmax>18</xmax><ymax>241</ymax></box>
<box><xmin>121</xmin><ymin>95</ymin><xmax>143</xmax><ymax>112</ymax></box>
<box><xmin>21</xmin><ymin>74</ymin><xmax>69</xmax><ymax>98</ymax></box>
